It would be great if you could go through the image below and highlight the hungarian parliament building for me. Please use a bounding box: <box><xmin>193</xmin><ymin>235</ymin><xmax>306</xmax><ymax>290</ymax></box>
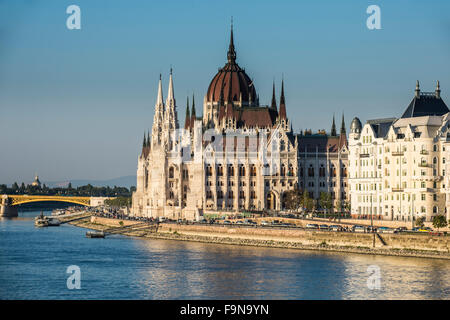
<box><xmin>131</xmin><ymin>26</ymin><xmax>449</xmax><ymax>223</ymax></box>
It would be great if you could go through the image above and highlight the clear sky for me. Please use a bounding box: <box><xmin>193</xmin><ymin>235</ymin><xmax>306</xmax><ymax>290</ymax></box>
<box><xmin>1</xmin><ymin>0</ymin><xmax>449</xmax><ymax>185</ymax></box>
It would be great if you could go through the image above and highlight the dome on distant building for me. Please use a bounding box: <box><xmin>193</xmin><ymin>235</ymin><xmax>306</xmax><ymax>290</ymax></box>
<box><xmin>31</xmin><ymin>175</ymin><xmax>41</xmax><ymax>187</ymax></box>
<box><xmin>206</xmin><ymin>25</ymin><xmax>257</xmax><ymax>105</ymax></box>
<box><xmin>350</xmin><ymin>117</ymin><xmax>362</xmax><ymax>133</ymax></box>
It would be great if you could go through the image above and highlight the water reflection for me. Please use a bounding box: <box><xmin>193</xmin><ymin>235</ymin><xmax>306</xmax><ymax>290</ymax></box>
<box><xmin>1</xmin><ymin>211</ymin><xmax>449</xmax><ymax>300</ymax></box>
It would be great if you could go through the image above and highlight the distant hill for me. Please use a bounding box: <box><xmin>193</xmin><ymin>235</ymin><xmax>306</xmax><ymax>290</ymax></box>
<box><xmin>43</xmin><ymin>175</ymin><xmax>137</xmax><ymax>189</ymax></box>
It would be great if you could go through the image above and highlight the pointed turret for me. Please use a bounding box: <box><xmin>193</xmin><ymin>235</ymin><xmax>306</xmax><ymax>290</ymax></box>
<box><xmin>227</xmin><ymin>18</ymin><xmax>236</xmax><ymax>64</ymax></box>
<box><xmin>279</xmin><ymin>78</ymin><xmax>287</xmax><ymax>119</ymax></box>
<box><xmin>156</xmin><ymin>73</ymin><xmax>164</xmax><ymax>107</ymax></box>
<box><xmin>436</xmin><ymin>80</ymin><xmax>441</xmax><ymax>98</ymax></box>
<box><xmin>271</xmin><ymin>81</ymin><xmax>277</xmax><ymax>110</ymax></box>
<box><xmin>415</xmin><ymin>80</ymin><xmax>420</xmax><ymax>98</ymax></box>
<box><xmin>191</xmin><ymin>93</ymin><xmax>196</xmax><ymax>125</ymax></box>
<box><xmin>151</xmin><ymin>75</ymin><xmax>165</xmax><ymax>146</ymax></box>
<box><xmin>163</xmin><ymin>68</ymin><xmax>179</xmax><ymax>133</ymax></box>
<box><xmin>166</xmin><ymin>68</ymin><xmax>176</xmax><ymax>107</ymax></box>
<box><xmin>340</xmin><ymin>113</ymin><xmax>346</xmax><ymax>135</ymax></box>
<box><xmin>331</xmin><ymin>114</ymin><xmax>337</xmax><ymax>136</ymax></box>
<box><xmin>184</xmin><ymin>97</ymin><xmax>190</xmax><ymax>130</ymax></box>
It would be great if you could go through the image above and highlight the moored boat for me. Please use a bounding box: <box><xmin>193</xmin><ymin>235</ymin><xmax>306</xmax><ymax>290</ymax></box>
<box><xmin>86</xmin><ymin>231</ymin><xmax>105</xmax><ymax>238</ymax></box>
<box><xmin>47</xmin><ymin>217</ymin><xmax>61</xmax><ymax>226</ymax></box>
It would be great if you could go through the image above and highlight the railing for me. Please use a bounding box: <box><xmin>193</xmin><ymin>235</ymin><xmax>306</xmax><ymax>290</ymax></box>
<box><xmin>392</xmin><ymin>188</ymin><xmax>404</xmax><ymax>192</ymax></box>
<box><xmin>418</xmin><ymin>163</ymin><xmax>430</xmax><ymax>167</ymax></box>
<box><xmin>359</xmin><ymin>153</ymin><xmax>370</xmax><ymax>158</ymax></box>
<box><xmin>420</xmin><ymin>150</ymin><xmax>428</xmax><ymax>155</ymax></box>
<box><xmin>391</xmin><ymin>151</ymin><xmax>404</xmax><ymax>156</ymax></box>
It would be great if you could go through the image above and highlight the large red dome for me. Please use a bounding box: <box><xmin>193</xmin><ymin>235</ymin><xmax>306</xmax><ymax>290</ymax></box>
<box><xmin>206</xmin><ymin>27</ymin><xmax>257</xmax><ymax>105</ymax></box>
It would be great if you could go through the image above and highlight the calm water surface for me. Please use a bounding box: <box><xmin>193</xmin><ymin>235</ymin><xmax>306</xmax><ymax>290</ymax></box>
<box><xmin>0</xmin><ymin>210</ymin><xmax>449</xmax><ymax>299</ymax></box>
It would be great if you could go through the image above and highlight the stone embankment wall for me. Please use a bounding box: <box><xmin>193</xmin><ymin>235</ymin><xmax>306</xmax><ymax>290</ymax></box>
<box><xmin>90</xmin><ymin>216</ymin><xmax>140</xmax><ymax>227</ymax></box>
<box><xmin>76</xmin><ymin>216</ymin><xmax>450</xmax><ymax>258</ymax></box>
<box><xmin>158</xmin><ymin>223</ymin><xmax>449</xmax><ymax>253</ymax></box>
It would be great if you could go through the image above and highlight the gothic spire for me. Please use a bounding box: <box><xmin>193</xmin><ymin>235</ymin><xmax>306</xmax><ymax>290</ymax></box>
<box><xmin>156</xmin><ymin>74</ymin><xmax>164</xmax><ymax>106</ymax></box>
<box><xmin>340</xmin><ymin>113</ymin><xmax>346</xmax><ymax>134</ymax></box>
<box><xmin>279</xmin><ymin>78</ymin><xmax>286</xmax><ymax>119</ymax></box>
<box><xmin>415</xmin><ymin>80</ymin><xmax>420</xmax><ymax>98</ymax></box>
<box><xmin>331</xmin><ymin>114</ymin><xmax>337</xmax><ymax>136</ymax></box>
<box><xmin>271</xmin><ymin>80</ymin><xmax>277</xmax><ymax>110</ymax></box>
<box><xmin>436</xmin><ymin>80</ymin><xmax>441</xmax><ymax>98</ymax></box>
<box><xmin>184</xmin><ymin>96</ymin><xmax>190</xmax><ymax>130</ymax></box>
<box><xmin>166</xmin><ymin>68</ymin><xmax>175</xmax><ymax>106</ymax></box>
<box><xmin>227</xmin><ymin>18</ymin><xmax>236</xmax><ymax>64</ymax></box>
<box><xmin>191</xmin><ymin>94</ymin><xmax>196</xmax><ymax>117</ymax></box>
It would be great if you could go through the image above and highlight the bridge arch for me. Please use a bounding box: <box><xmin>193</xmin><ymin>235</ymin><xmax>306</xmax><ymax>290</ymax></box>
<box><xmin>3</xmin><ymin>195</ymin><xmax>92</xmax><ymax>207</ymax></box>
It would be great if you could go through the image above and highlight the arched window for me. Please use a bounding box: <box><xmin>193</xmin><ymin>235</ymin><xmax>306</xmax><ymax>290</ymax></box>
<box><xmin>239</xmin><ymin>165</ymin><xmax>246</xmax><ymax>176</ymax></box>
<box><xmin>288</xmin><ymin>164</ymin><xmax>294</xmax><ymax>176</ymax></box>
<box><xmin>206</xmin><ymin>165</ymin><xmax>212</xmax><ymax>176</ymax></box>
<box><xmin>319</xmin><ymin>164</ymin><xmax>325</xmax><ymax>177</ymax></box>
<box><xmin>228</xmin><ymin>165</ymin><xmax>234</xmax><ymax>176</ymax></box>
<box><xmin>217</xmin><ymin>165</ymin><xmax>223</xmax><ymax>176</ymax></box>
<box><xmin>281</xmin><ymin>164</ymin><xmax>286</xmax><ymax>176</ymax></box>
<box><xmin>308</xmin><ymin>165</ymin><xmax>314</xmax><ymax>177</ymax></box>
<box><xmin>250</xmin><ymin>165</ymin><xmax>257</xmax><ymax>176</ymax></box>
<box><xmin>169</xmin><ymin>167</ymin><xmax>174</xmax><ymax>179</ymax></box>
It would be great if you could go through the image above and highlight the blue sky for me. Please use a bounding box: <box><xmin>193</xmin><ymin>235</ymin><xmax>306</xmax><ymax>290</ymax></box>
<box><xmin>1</xmin><ymin>0</ymin><xmax>449</xmax><ymax>185</ymax></box>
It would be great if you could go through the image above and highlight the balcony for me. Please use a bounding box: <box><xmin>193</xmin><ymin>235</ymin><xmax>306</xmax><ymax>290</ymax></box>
<box><xmin>391</xmin><ymin>151</ymin><xmax>404</xmax><ymax>156</ymax></box>
<box><xmin>392</xmin><ymin>188</ymin><xmax>404</xmax><ymax>192</ymax></box>
<box><xmin>418</xmin><ymin>163</ymin><xmax>430</xmax><ymax>168</ymax></box>
<box><xmin>359</xmin><ymin>153</ymin><xmax>370</xmax><ymax>158</ymax></box>
<box><xmin>420</xmin><ymin>150</ymin><xmax>429</xmax><ymax>155</ymax></box>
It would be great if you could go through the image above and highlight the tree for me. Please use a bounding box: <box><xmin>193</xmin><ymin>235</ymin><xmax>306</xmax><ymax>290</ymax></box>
<box><xmin>105</xmin><ymin>197</ymin><xmax>131</xmax><ymax>208</ymax></box>
<box><xmin>432</xmin><ymin>215</ymin><xmax>448</xmax><ymax>232</ymax></box>
<box><xmin>283</xmin><ymin>188</ymin><xmax>302</xmax><ymax>210</ymax></box>
<box><xmin>319</xmin><ymin>192</ymin><xmax>333</xmax><ymax>216</ymax></box>
<box><xmin>415</xmin><ymin>216</ymin><xmax>425</xmax><ymax>228</ymax></box>
<box><xmin>301</xmin><ymin>191</ymin><xmax>314</xmax><ymax>213</ymax></box>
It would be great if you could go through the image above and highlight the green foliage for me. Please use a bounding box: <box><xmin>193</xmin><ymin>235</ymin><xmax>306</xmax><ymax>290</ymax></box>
<box><xmin>301</xmin><ymin>191</ymin><xmax>314</xmax><ymax>212</ymax></box>
<box><xmin>415</xmin><ymin>216</ymin><xmax>425</xmax><ymax>228</ymax></box>
<box><xmin>283</xmin><ymin>188</ymin><xmax>302</xmax><ymax>210</ymax></box>
<box><xmin>432</xmin><ymin>215</ymin><xmax>448</xmax><ymax>231</ymax></box>
<box><xmin>104</xmin><ymin>197</ymin><xmax>131</xmax><ymax>208</ymax></box>
<box><xmin>2</xmin><ymin>182</ymin><xmax>132</xmax><ymax>197</ymax></box>
<box><xmin>319</xmin><ymin>192</ymin><xmax>332</xmax><ymax>212</ymax></box>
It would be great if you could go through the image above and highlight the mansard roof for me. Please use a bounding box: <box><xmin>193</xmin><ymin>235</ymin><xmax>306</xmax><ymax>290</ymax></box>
<box><xmin>366</xmin><ymin>118</ymin><xmax>397</xmax><ymax>138</ymax></box>
<box><xmin>401</xmin><ymin>93</ymin><xmax>448</xmax><ymax>118</ymax></box>
<box><xmin>297</xmin><ymin>133</ymin><xmax>347</xmax><ymax>153</ymax></box>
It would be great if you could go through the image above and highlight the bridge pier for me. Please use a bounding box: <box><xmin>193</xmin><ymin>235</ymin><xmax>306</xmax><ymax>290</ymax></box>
<box><xmin>1</xmin><ymin>195</ymin><xmax>18</xmax><ymax>217</ymax></box>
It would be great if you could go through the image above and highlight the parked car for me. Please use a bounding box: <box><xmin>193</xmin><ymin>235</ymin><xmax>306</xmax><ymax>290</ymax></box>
<box><xmin>352</xmin><ymin>225</ymin><xmax>366</xmax><ymax>233</ymax></box>
<box><xmin>329</xmin><ymin>225</ymin><xmax>342</xmax><ymax>232</ymax></box>
<box><xmin>418</xmin><ymin>227</ymin><xmax>433</xmax><ymax>232</ymax></box>
<box><xmin>306</xmin><ymin>224</ymin><xmax>319</xmax><ymax>230</ymax></box>
<box><xmin>223</xmin><ymin>220</ymin><xmax>232</xmax><ymax>225</ymax></box>
<box><xmin>260</xmin><ymin>220</ymin><xmax>270</xmax><ymax>226</ymax></box>
<box><xmin>395</xmin><ymin>227</ymin><xmax>407</xmax><ymax>232</ymax></box>
<box><xmin>378</xmin><ymin>227</ymin><xmax>396</xmax><ymax>233</ymax></box>
<box><xmin>319</xmin><ymin>224</ymin><xmax>329</xmax><ymax>230</ymax></box>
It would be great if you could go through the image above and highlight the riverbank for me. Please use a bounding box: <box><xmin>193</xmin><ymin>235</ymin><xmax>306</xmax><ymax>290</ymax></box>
<box><xmin>68</xmin><ymin>216</ymin><xmax>450</xmax><ymax>260</ymax></box>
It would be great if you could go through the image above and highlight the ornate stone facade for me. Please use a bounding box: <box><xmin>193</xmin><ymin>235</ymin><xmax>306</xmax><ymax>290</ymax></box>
<box><xmin>132</xmin><ymin>27</ymin><xmax>349</xmax><ymax>219</ymax></box>
<box><xmin>348</xmin><ymin>81</ymin><xmax>450</xmax><ymax>221</ymax></box>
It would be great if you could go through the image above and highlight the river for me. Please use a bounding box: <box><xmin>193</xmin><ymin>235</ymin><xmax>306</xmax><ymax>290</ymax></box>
<box><xmin>0</xmin><ymin>209</ymin><xmax>449</xmax><ymax>299</ymax></box>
